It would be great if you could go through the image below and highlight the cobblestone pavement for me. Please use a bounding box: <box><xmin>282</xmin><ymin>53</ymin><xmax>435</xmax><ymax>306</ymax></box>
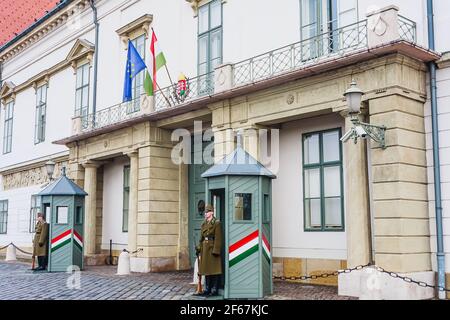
<box><xmin>0</xmin><ymin>261</ymin><xmax>355</xmax><ymax>300</ymax></box>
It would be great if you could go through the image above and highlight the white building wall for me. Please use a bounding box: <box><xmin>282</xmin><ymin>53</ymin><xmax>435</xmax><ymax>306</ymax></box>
<box><xmin>272</xmin><ymin>114</ymin><xmax>347</xmax><ymax>260</ymax></box>
<box><xmin>425</xmin><ymin>66</ymin><xmax>450</xmax><ymax>273</ymax></box>
<box><xmin>0</xmin><ymin>185</ymin><xmax>43</xmax><ymax>247</ymax></box>
<box><xmin>101</xmin><ymin>157</ymin><xmax>129</xmax><ymax>251</ymax></box>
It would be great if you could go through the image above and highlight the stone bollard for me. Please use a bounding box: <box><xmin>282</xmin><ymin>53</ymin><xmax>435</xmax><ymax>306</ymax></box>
<box><xmin>117</xmin><ymin>250</ymin><xmax>130</xmax><ymax>275</ymax></box>
<box><xmin>5</xmin><ymin>244</ymin><xmax>17</xmax><ymax>261</ymax></box>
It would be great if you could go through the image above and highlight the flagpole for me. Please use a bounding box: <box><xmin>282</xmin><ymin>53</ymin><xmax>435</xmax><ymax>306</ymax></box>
<box><xmin>155</xmin><ymin>81</ymin><xmax>172</xmax><ymax>108</ymax></box>
<box><xmin>151</xmin><ymin>27</ymin><xmax>175</xmax><ymax>86</ymax></box>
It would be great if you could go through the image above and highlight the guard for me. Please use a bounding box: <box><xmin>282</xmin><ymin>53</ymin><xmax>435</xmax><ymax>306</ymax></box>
<box><xmin>196</xmin><ymin>204</ymin><xmax>222</xmax><ymax>296</ymax></box>
<box><xmin>32</xmin><ymin>212</ymin><xmax>49</xmax><ymax>271</ymax></box>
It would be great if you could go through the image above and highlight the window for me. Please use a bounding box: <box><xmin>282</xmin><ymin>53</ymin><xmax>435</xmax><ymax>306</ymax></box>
<box><xmin>198</xmin><ymin>0</ymin><xmax>222</xmax><ymax>78</ymax></box>
<box><xmin>75</xmin><ymin>63</ymin><xmax>90</xmax><ymax>119</ymax></box>
<box><xmin>263</xmin><ymin>194</ymin><xmax>270</xmax><ymax>223</ymax></box>
<box><xmin>75</xmin><ymin>206</ymin><xmax>83</xmax><ymax>225</ymax></box>
<box><xmin>234</xmin><ymin>193</ymin><xmax>252</xmax><ymax>221</ymax></box>
<box><xmin>303</xmin><ymin>129</ymin><xmax>344</xmax><ymax>231</ymax></box>
<box><xmin>29</xmin><ymin>195</ymin><xmax>41</xmax><ymax>233</ymax></box>
<box><xmin>300</xmin><ymin>0</ymin><xmax>338</xmax><ymax>58</ymax></box>
<box><xmin>35</xmin><ymin>85</ymin><xmax>47</xmax><ymax>144</ymax></box>
<box><xmin>0</xmin><ymin>200</ymin><xmax>8</xmax><ymax>234</ymax></box>
<box><xmin>56</xmin><ymin>206</ymin><xmax>68</xmax><ymax>224</ymax></box>
<box><xmin>129</xmin><ymin>34</ymin><xmax>146</xmax><ymax>113</ymax></box>
<box><xmin>122</xmin><ymin>165</ymin><xmax>130</xmax><ymax>232</ymax></box>
<box><xmin>3</xmin><ymin>101</ymin><xmax>13</xmax><ymax>154</ymax></box>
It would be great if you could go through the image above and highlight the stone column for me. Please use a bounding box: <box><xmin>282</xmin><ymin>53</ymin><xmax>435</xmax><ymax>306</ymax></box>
<box><xmin>368</xmin><ymin>94</ymin><xmax>433</xmax><ymax>299</ymax></box>
<box><xmin>126</xmin><ymin>151</ymin><xmax>139</xmax><ymax>256</ymax></box>
<box><xmin>213</xmin><ymin>128</ymin><xmax>235</xmax><ymax>162</ymax></box>
<box><xmin>341</xmin><ymin>113</ymin><xmax>371</xmax><ymax>268</ymax></box>
<box><xmin>82</xmin><ymin>161</ymin><xmax>100</xmax><ymax>256</ymax></box>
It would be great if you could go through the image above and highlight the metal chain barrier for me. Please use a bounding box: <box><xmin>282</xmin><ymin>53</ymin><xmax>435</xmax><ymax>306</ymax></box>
<box><xmin>122</xmin><ymin>248</ymin><xmax>143</xmax><ymax>255</ymax></box>
<box><xmin>0</xmin><ymin>242</ymin><xmax>33</xmax><ymax>255</ymax></box>
<box><xmin>273</xmin><ymin>263</ymin><xmax>450</xmax><ymax>293</ymax></box>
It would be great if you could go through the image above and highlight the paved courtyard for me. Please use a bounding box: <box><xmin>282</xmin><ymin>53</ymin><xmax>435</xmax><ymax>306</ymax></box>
<box><xmin>0</xmin><ymin>261</ymin><xmax>354</xmax><ymax>300</ymax></box>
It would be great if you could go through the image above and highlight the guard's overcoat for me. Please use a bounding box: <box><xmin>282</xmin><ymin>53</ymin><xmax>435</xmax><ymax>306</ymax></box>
<box><xmin>197</xmin><ymin>217</ymin><xmax>222</xmax><ymax>275</ymax></box>
<box><xmin>33</xmin><ymin>221</ymin><xmax>49</xmax><ymax>257</ymax></box>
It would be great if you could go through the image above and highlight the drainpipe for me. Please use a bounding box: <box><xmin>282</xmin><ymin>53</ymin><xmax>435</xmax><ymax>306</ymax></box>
<box><xmin>427</xmin><ymin>0</ymin><xmax>446</xmax><ymax>300</ymax></box>
<box><xmin>89</xmin><ymin>0</ymin><xmax>99</xmax><ymax>116</ymax></box>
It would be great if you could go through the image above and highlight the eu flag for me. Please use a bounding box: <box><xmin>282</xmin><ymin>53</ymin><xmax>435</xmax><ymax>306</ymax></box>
<box><xmin>123</xmin><ymin>40</ymin><xmax>147</xmax><ymax>102</ymax></box>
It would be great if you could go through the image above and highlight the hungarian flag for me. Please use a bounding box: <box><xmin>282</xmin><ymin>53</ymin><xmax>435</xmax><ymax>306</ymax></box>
<box><xmin>144</xmin><ymin>30</ymin><xmax>167</xmax><ymax>96</ymax></box>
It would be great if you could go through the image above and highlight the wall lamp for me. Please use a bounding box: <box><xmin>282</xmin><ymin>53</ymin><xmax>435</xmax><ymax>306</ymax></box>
<box><xmin>340</xmin><ymin>80</ymin><xmax>386</xmax><ymax>149</ymax></box>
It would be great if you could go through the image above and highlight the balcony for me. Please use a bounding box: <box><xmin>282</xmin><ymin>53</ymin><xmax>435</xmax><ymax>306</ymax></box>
<box><xmin>70</xmin><ymin>6</ymin><xmax>421</xmax><ymax>137</ymax></box>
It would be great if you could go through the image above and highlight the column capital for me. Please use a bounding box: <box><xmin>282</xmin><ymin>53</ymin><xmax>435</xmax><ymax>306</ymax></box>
<box><xmin>124</xmin><ymin>150</ymin><xmax>139</xmax><ymax>158</ymax></box>
<box><xmin>81</xmin><ymin>160</ymin><xmax>101</xmax><ymax>169</ymax></box>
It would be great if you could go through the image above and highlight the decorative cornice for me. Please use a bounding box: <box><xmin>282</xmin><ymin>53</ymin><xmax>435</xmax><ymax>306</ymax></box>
<box><xmin>115</xmin><ymin>14</ymin><xmax>153</xmax><ymax>49</ymax></box>
<box><xmin>437</xmin><ymin>52</ymin><xmax>450</xmax><ymax>69</ymax></box>
<box><xmin>0</xmin><ymin>0</ymin><xmax>91</xmax><ymax>63</ymax></box>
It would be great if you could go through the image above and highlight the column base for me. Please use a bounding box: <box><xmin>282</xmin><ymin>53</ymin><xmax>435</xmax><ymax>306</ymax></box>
<box><xmin>130</xmin><ymin>257</ymin><xmax>177</xmax><ymax>273</ymax></box>
<box><xmin>84</xmin><ymin>254</ymin><xmax>108</xmax><ymax>266</ymax></box>
<box><xmin>338</xmin><ymin>266</ymin><xmax>435</xmax><ymax>300</ymax></box>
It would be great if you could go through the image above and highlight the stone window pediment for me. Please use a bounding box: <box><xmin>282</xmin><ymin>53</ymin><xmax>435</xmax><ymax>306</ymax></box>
<box><xmin>67</xmin><ymin>39</ymin><xmax>95</xmax><ymax>71</ymax></box>
<box><xmin>116</xmin><ymin>14</ymin><xmax>153</xmax><ymax>49</ymax></box>
<box><xmin>185</xmin><ymin>0</ymin><xmax>227</xmax><ymax>16</ymax></box>
<box><xmin>0</xmin><ymin>81</ymin><xmax>16</xmax><ymax>106</ymax></box>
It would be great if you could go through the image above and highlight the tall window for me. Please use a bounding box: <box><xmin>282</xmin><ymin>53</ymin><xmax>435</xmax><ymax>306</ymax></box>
<box><xmin>75</xmin><ymin>63</ymin><xmax>90</xmax><ymax>118</ymax></box>
<box><xmin>3</xmin><ymin>101</ymin><xmax>13</xmax><ymax>154</ymax></box>
<box><xmin>130</xmin><ymin>35</ymin><xmax>146</xmax><ymax>113</ymax></box>
<box><xmin>303</xmin><ymin>129</ymin><xmax>344</xmax><ymax>231</ymax></box>
<box><xmin>198</xmin><ymin>0</ymin><xmax>222</xmax><ymax>76</ymax></box>
<box><xmin>35</xmin><ymin>85</ymin><xmax>47</xmax><ymax>144</ymax></box>
<box><xmin>29</xmin><ymin>195</ymin><xmax>41</xmax><ymax>233</ymax></box>
<box><xmin>122</xmin><ymin>165</ymin><xmax>130</xmax><ymax>232</ymax></box>
<box><xmin>0</xmin><ymin>200</ymin><xmax>8</xmax><ymax>234</ymax></box>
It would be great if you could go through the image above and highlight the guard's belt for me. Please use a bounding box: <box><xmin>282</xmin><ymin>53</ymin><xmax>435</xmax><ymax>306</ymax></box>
<box><xmin>204</xmin><ymin>236</ymin><xmax>215</xmax><ymax>241</ymax></box>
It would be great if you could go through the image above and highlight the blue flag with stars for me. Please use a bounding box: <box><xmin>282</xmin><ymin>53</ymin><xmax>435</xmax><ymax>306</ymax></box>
<box><xmin>123</xmin><ymin>40</ymin><xmax>147</xmax><ymax>102</ymax></box>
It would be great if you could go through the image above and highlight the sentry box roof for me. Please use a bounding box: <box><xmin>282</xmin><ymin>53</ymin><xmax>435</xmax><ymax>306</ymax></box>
<box><xmin>201</xmin><ymin>146</ymin><xmax>276</xmax><ymax>179</ymax></box>
<box><xmin>38</xmin><ymin>170</ymin><xmax>87</xmax><ymax>196</ymax></box>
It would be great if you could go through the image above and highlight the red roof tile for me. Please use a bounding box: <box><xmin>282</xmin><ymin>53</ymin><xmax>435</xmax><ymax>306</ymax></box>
<box><xmin>0</xmin><ymin>0</ymin><xmax>60</xmax><ymax>46</ymax></box>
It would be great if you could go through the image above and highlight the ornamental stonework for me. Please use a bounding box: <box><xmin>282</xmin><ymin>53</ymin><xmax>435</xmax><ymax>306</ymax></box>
<box><xmin>2</xmin><ymin>162</ymin><xmax>69</xmax><ymax>190</ymax></box>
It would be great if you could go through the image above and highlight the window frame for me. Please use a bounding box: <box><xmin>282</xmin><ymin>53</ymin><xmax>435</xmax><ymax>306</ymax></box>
<box><xmin>75</xmin><ymin>63</ymin><xmax>90</xmax><ymax>118</ymax></box>
<box><xmin>302</xmin><ymin>128</ymin><xmax>344</xmax><ymax>232</ymax></box>
<box><xmin>3</xmin><ymin>101</ymin><xmax>14</xmax><ymax>154</ymax></box>
<box><xmin>0</xmin><ymin>200</ymin><xmax>8</xmax><ymax>234</ymax></box>
<box><xmin>129</xmin><ymin>34</ymin><xmax>146</xmax><ymax>113</ymax></box>
<box><xmin>29</xmin><ymin>195</ymin><xmax>41</xmax><ymax>233</ymax></box>
<box><xmin>34</xmin><ymin>84</ymin><xmax>47</xmax><ymax>144</ymax></box>
<box><xmin>197</xmin><ymin>0</ymin><xmax>223</xmax><ymax>76</ymax></box>
<box><xmin>122</xmin><ymin>165</ymin><xmax>130</xmax><ymax>232</ymax></box>
<box><xmin>232</xmin><ymin>192</ymin><xmax>254</xmax><ymax>223</ymax></box>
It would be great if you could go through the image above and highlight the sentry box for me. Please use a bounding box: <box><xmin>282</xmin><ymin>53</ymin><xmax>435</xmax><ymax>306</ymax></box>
<box><xmin>201</xmin><ymin>146</ymin><xmax>276</xmax><ymax>299</ymax></box>
<box><xmin>38</xmin><ymin>168</ymin><xmax>87</xmax><ymax>272</ymax></box>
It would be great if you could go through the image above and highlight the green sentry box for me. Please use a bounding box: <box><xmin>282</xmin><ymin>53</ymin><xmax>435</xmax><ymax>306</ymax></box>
<box><xmin>202</xmin><ymin>146</ymin><xmax>276</xmax><ymax>299</ymax></box>
<box><xmin>38</xmin><ymin>169</ymin><xmax>87</xmax><ymax>272</ymax></box>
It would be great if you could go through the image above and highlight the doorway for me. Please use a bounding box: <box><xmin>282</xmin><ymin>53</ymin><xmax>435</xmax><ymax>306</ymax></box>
<box><xmin>210</xmin><ymin>188</ymin><xmax>225</xmax><ymax>291</ymax></box>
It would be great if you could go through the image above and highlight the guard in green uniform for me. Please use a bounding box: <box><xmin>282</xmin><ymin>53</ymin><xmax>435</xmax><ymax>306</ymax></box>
<box><xmin>196</xmin><ymin>204</ymin><xmax>222</xmax><ymax>296</ymax></box>
<box><xmin>33</xmin><ymin>212</ymin><xmax>49</xmax><ymax>271</ymax></box>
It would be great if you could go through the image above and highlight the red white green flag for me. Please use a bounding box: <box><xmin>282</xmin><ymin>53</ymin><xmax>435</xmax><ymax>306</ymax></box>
<box><xmin>144</xmin><ymin>30</ymin><xmax>167</xmax><ymax>96</ymax></box>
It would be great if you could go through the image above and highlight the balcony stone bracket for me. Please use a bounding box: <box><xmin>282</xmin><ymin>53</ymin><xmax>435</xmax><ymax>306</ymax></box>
<box><xmin>214</xmin><ymin>63</ymin><xmax>233</xmax><ymax>94</ymax></box>
<box><xmin>140</xmin><ymin>95</ymin><xmax>155</xmax><ymax>115</ymax></box>
<box><xmin>72</xmin><ymin>116</ymin><xmax>82</xmax><ymax>135</ymax></box>
<box><xmin>366</xmin><ymin>5</ymin><xmax>400</xmax><ymax>48</ymax></box>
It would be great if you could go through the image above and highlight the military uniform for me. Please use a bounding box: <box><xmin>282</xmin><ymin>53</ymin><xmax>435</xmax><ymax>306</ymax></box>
<box><xmin>33</xmin><ymin>220</ymin><xmax>49</xmax><ymax>270</ymax></box>
<box><xmin>196</xmin><ymin>215</ymin><xmax>222</xmax><ymax>295</ymax></box>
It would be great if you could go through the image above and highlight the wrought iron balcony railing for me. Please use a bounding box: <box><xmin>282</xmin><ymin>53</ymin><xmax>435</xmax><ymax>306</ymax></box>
<box><xmin>233</xmin><ymin>20</ymin><xmax>368</xmax><ymax>87</ymax></box>
<box><xmin>398</xmin><ymin>14</ymin><xmax>417</xmax><ymax>43</ymax></box>
<box><xmin>81</xmin><ymin>95</ymin><xmax>141</xmax><ymax>131</ymax></box>
<box><xmin>155</xmin><ymin>72</ymin><xmax>214</xmax><ymax>111</ymax></box>
<box><xmin>75</xmin><ymin>12</ymin><xmax>417</xmax><ymax>135</ymax></box>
